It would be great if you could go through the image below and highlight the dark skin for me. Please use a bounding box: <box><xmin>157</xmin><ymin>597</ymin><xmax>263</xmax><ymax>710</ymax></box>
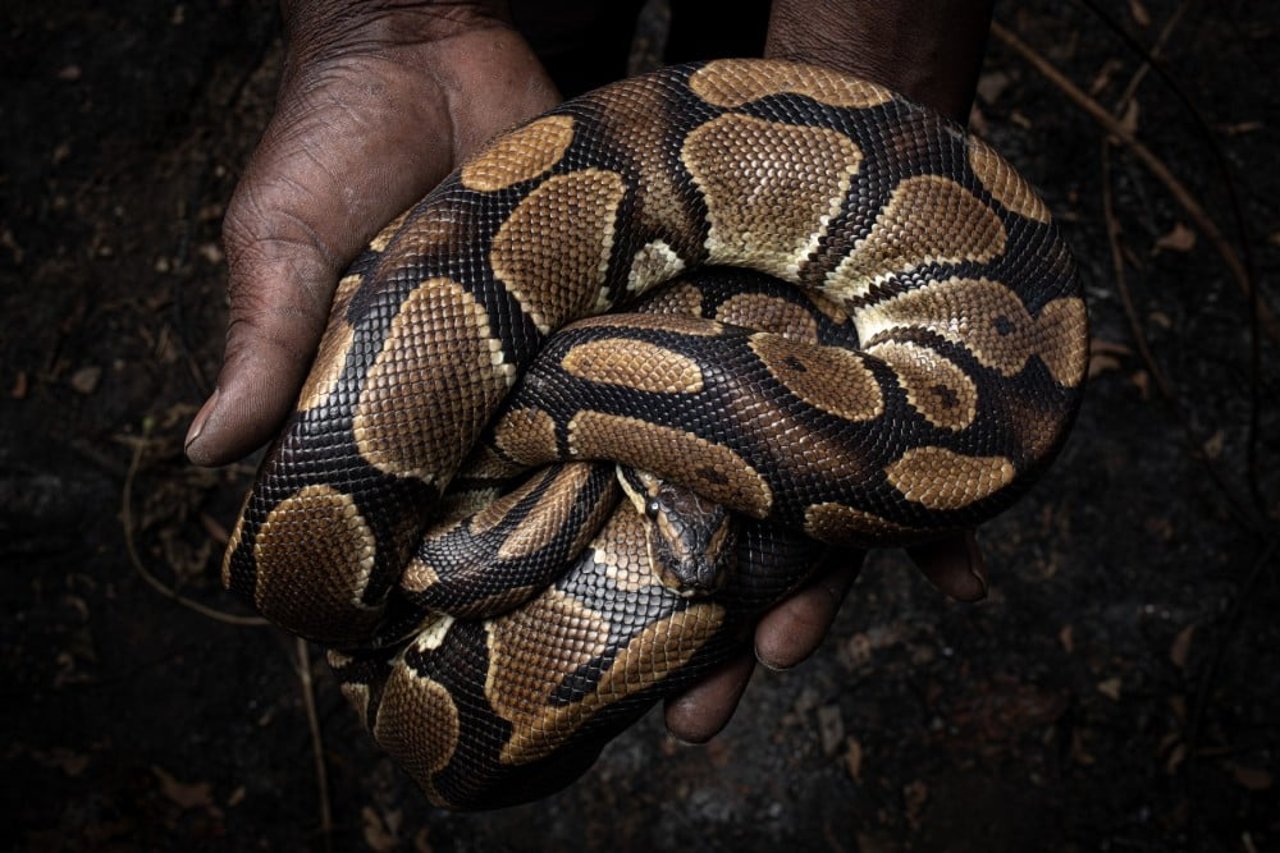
<box><xmin>186</xmin><ymin>0</ymin><xmax>996</xmax><ymax>743</ymax></box>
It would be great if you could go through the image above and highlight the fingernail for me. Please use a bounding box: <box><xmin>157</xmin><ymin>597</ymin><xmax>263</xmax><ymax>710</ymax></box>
<box><xmin>965</xmin><ymin>534</ymin><xmax>989</xmax><ymax>600</ymax></box>
<box><xmin>755</xmin><ymin>649</ymin><xmax>792</xmax><ymax>672</ymax></box>
<box><xmin>185</xmin><ymin>388</ymin><xmax>219</xmax><ymax>459</ymax></box>
<box><xmin>967</xmin><ymin>563</ymin><xmax>989</xmax><ymax>600</ymax></box>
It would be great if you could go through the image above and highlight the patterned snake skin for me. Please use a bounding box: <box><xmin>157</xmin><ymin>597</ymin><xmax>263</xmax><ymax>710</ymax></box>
<box><xmin>221</xmin><ymin>59</ymin><xmax>1088</xmax><ymax>809</ymax></box>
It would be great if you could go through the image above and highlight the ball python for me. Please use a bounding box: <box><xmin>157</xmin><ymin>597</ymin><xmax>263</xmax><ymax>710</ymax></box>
<box><xmin>221</xmin><ymin>58</ymin><xmax>1088</xmax><ymax>809</ymax></box>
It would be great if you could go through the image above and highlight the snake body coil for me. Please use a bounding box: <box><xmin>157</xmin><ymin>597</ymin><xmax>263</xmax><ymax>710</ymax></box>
<box><xmin>223</xmin><ymin>60</ymin><xmax>1088</xmax><ymax>809</ymax></box>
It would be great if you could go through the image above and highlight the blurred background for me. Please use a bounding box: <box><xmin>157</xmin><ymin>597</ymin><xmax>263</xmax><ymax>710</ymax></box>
<box><xmin>2</xmin><ymin>0</ymin><xmax>1276</xmax><ymax>849</ymax></box>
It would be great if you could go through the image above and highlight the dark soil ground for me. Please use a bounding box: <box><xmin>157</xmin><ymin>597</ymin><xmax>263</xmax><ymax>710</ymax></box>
<box><xmin>3</xmin><ymin>1</ymin><xmax>1278</xmax><ymax>850</ymax></box>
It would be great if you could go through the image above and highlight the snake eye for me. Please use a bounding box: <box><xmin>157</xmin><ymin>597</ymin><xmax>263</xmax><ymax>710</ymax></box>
<box><xmin>645</xmin><ymin>499</ymin><xmax>661</xmax><ymax>519</ymax></box>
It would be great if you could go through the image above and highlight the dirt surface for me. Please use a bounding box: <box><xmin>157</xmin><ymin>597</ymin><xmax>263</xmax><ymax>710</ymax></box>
<box><xmin>3</xmin><ymin>1</ymin><xmax>1278</xmax><ymax>849</ymax></box>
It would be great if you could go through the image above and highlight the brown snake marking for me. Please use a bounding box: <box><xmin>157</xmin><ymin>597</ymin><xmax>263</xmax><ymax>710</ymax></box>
<box><xmin>223</xmin><ymin>59</ymin><xmax>1088</xmax><ymax>809</ymax></box>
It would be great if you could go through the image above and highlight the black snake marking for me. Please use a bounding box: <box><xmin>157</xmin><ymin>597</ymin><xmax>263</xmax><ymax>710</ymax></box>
<box><xmin>221</xmin><ymin>59</ymin><xmax>1089</xmax><ymax>809</ymax></box>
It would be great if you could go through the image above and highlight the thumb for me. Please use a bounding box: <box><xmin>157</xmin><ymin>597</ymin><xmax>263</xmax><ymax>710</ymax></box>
<box><xmin>183</xmin><ymin>55</ymin><xmax>458</xmax><ymax>466</ymax></box>
<box><xmin>186</xmin><ymin>24</ymin><xmax>559</xmax><ymax>466</ymax></box>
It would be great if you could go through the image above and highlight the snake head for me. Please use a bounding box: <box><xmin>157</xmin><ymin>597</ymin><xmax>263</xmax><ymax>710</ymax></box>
<box><xmin>617</xmin><ymin>466</ymin><xmax>737</xmax><ymax>597</ymax></box>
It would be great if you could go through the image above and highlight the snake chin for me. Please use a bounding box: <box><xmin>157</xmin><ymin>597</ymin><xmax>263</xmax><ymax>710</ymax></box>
<box><xmin>649</xmin><ymin>517</ymin><xmax>737</xmax><ymax>598</ymax></box>
<box><xmin>620</xmin><ymin>467</ymin><xmax>738</xmax><ymax>597</ymax></box>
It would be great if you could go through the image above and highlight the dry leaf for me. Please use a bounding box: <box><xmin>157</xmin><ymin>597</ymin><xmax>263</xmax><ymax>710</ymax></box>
<box><xmin>362</xmin><ymin>806</ymin><xmax>399</xmax><ymax>852</ymax></box>
<box><xmin>1090</xmin><ymin>58</ymin><xmax>1124</xmax><ymax>95</ymax></box>
<box><xmin>1092</xmin><ymin>339</ymin><xmax>1133</xmax><ymax>357</ymax></box>
<box><xmin>200</xmin><ymin>512</ymin><xmax>230</xmax><ymax>546</ymax></box>
<box><xmin>10</xmin><ymin>370</ymin><xmax>28</xmax><ymax>399</ymax></box>
<box><xmin>152</xmin><ymin>766</ymin><xmax>219</xmax><ymax>814</ymax></box>
<box><xmin>1154</xmin><ymin>222</ymin><xmax>1196</xmax><ymax>253</ymax></box>
<box><xmin>1</xmin><ymin>227</ymin><xmax>24</xmax><ymax>264</ymax></box>
<box><xmin>1165</xmin><ymin>742</ymin><xmax>1187</xmax><ymax>775</ymax></box>
<box><xmin>1059</xmin><ymin>624</ymin><xmax>1075</xmax><ymax>654</ymax></box>
<box><xmin>1088</xmin><ymin>354</ymin><xmax>1122</xmax><ymax>379</ymax></box>
<box><xmin>1149</xmin><ymin>311</ymin><xmax>1173</xmax><ymax>329</ymax></box>
<box><xmin>843</xmin><ymin>633</ymin><xmax>874</xmax><ymax>669</ymax></box>
<box><xmin>1129</xmin><ymin>0</ymin><xmax>1151</xmax><ymax>27</ymax></box>
<box><xmin>1170</xmin><ymin>625</ymin><xmax>1195</xmax><ymax>669</ymax></box>
<box><xmin>1232</xmin><ymin>765</ymin><xmax>1274</xmax><ymax>791</ymax></box>
<box><xmin>1220</xmin><ymin>120</ymin><xmax>1262</xmax><ymax>136</ymax></box>
<box><xmin>69</xmin><ymin>365</ymin><xmax>102</xmax><ymax>394</ymax></box>
<box><xmin>976</xmin><ymin>71</ymin><xmax>1011</xmax><ymax>105</ymax></box>
<box><xmin>845</xmin><ymin>737</ymin><xmax>864</xmax><ymax>782</ymax></box>
<box><xmin>1097</xmin><ymin>677</ymin><xmax>1123</xmax><ymax>701</ymax></box>
<box><xmin>967</xmin><ymin>104</ymin><xmax>989</xmax><ymax>136</ymax></box>
<box><xmin>793</xmin><ymin>686</ymin><xmax>820</xmax><ymax>714</ymax></box>
<box><xmin>1085</xmin><ymin>338</ymin><xmax>1126</xmax><ymax>376</ymax></box>
<box><xmin>1071</xmin><ymin>729</ymin><xmax>1096</xmax><ymax>765</ymax></box>
<box><xmin>1203</xmin><ymin>431</ymin><xmax>1225</xmax><ymax>460</ymax></box>
<box><xmin>817</xmin><ymin>705</ymin><xmax>845</xmax><ymax>756</ymax></box>
<box><xmin>1119</xmin><ymin>99</ymin><xmax>1140</xmax><ymax>136</ymax></box>
<box><xmin>904</xmin><ymin>780</ymin><xmax>929</xmax><ymax>829</ymax></box>
<box><xmin>198</xmin><ymin>242</ymin><xmax>225</xmax><ymax>265</ymax></box>
<box><xmin>33</xmin><ymin>748</ymin><xmax>89</xmax><ymax>776</ymax></box>
<box><xmin>1129</xmin><ymin>370</ymin><xmax>1150</xmax><ymax>400</ymax></box>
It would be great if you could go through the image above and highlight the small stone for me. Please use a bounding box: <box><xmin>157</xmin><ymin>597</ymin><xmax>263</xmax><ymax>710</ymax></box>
<box><xmin>817</xmin><ymin>704</ymin><xmax>844</xmax><ymax>756</ymax></box>
<box><xmin>198</xmin><ymin>242</ymin><xmax>224</xmax><ymax>265</ymax></box>
<box><xmin>69</xmin><ymin>366</ymin><xmax>102</xmax><ymax>394</ymax></box>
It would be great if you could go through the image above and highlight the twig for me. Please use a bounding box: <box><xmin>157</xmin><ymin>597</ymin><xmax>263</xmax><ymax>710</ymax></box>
<box><xmin>121</xmin><ymin>422</ymin><xmax>269</xmax><ymax>627</ymax></box>
<box><xmin>989</xmin><ymin>20</ymin><xmax>1278</xmax><ymax>345</ymax></box>
<box><xmin>1100</xmin><ymin>148</ymin><xmax>1175</xmax><ymax>403</ymax></box>
<box><xmin>295</xmin><ymin>638</ymin><xmax>334</xmax><ymax>850</ymax></box>
<box><xmin>1109</xmin><ymin>0</ymin><xmax>1194</xmax><ymax>112</ymax></box>
<box><xmin>1099</xmin><ymin>143</ymin><xmax>1261</xmax><ymax>531</ymax></box>
<box><xmin>1077</xmin><ymin>0</ymin><xmax>1267</xmax><ymax>512</ymax></box>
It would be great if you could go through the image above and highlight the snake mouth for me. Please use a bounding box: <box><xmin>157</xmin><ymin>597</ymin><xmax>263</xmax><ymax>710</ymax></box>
<box><xmin>653</xmin><ymin>550</ymin><xmax>733</xmax><ymax>598</ymax></box>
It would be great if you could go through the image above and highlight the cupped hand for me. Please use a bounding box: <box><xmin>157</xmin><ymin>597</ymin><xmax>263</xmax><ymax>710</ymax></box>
<box><xmin>662</xmin><ymin>0</ymin><xmax>996</xmax><ymax>743</ymax></box>
<box><xmin>184</xmin><ymin>0</ymin><xmax>559</xmax><ymax>465</ymax></box>
<box><xmin>191</xmin><ymin>0</ymin><xmax>997</xmax><ymax>748</ymax></box>
<box><xmin>663</xmin><ymin>531</ymin><xmax>988</xmax><ymax>742</ymax></box>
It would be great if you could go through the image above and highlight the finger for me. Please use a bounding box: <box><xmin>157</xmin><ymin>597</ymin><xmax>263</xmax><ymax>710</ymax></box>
<box><xmin>906</xmin><ymin>530</ymin><xmax>988</xmax><ymax>602</ymax></box>
<box><xmin>663</xmin><ymin>650</ymin><xmax>756</xmax><ymax>744</ymax></box>
<box><xmin>184</xmin><ymin>71</ymin><xmax>452</xmax><ymax>466</ymax></box>
<box><xmin>754</xmin><ymin>549</ymin><xmax>864</xmax><ymax>671</ymax></box>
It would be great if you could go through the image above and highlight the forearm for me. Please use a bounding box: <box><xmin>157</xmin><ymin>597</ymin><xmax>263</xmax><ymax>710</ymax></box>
<box><xmin>765</xmin><ymin>0</ymin><xmax>994</xmax><ymax>122</ymax></box>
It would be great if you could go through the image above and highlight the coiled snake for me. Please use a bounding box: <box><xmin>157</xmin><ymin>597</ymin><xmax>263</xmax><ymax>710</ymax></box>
<box><xmin>222</xmin><ymin>59</ymin><xmax>1087</xmax><ymax>809</ymax></box>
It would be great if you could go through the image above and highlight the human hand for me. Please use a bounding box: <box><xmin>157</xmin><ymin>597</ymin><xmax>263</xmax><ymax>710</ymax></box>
<box><xmin>662</xmin><ymin>0</ymin><xmax>996</xmax><ymax>743</ymax></box>
<box><xmin>184</xmin><ymin>0</ymin><xmax>559</xmax><ymax>465</ymax></box>
<box><xmin>190</xmin><ymin>0</ymin><xmax>997</xmax><ymax>746</ymax></box>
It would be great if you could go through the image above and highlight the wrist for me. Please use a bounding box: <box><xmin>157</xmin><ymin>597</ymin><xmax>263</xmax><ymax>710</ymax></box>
<box><xmin>764</xmin><ymin>0</ymin><xmax>994</xmax><ymax>123</ymax></box>
<box><xmin>280</xmin><ymin>0</ymin><xmax>516</xmax><ymax>65</ymax></box>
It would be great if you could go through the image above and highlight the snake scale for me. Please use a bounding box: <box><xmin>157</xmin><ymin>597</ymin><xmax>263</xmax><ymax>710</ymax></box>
<box><xmin>222</xmin><ymin>59</ymin><xmax>1088</xmax><ymax>809</ymax></box>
